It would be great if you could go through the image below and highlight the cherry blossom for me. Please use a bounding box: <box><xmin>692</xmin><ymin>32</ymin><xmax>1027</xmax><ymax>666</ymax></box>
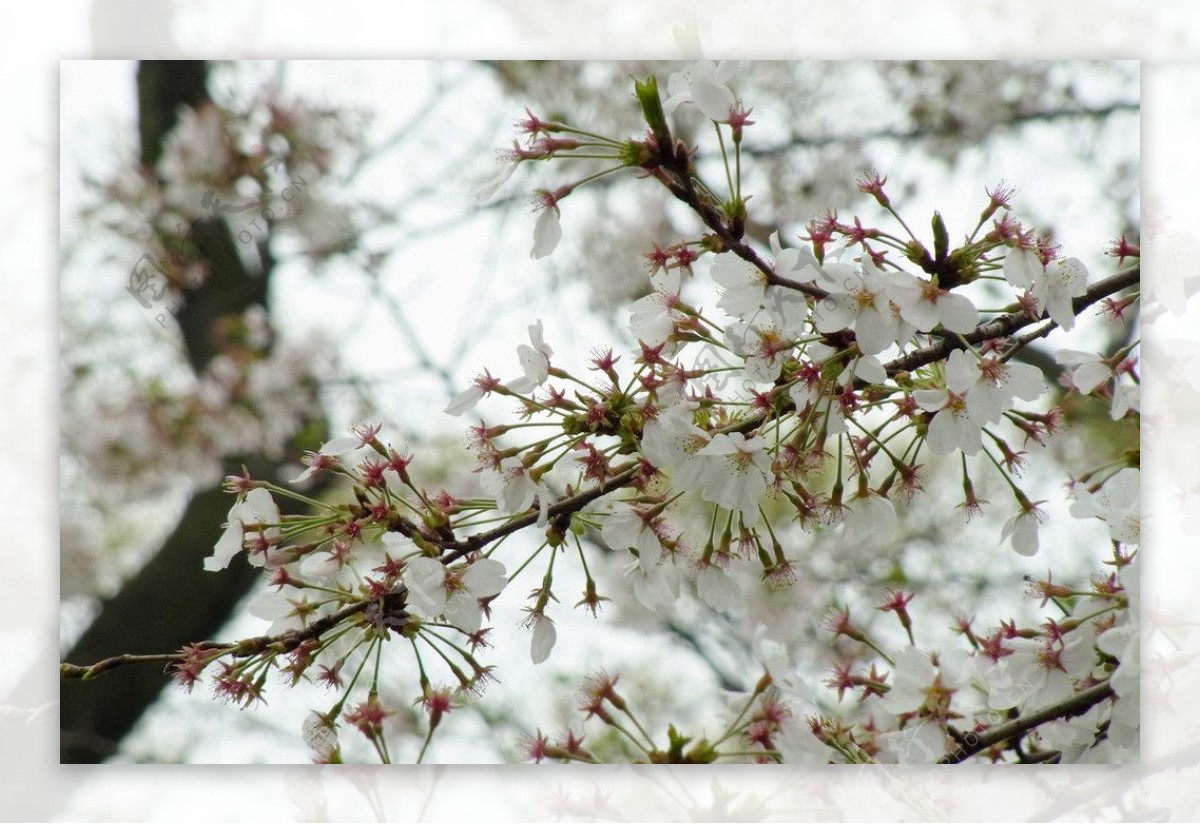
<box><xmin>445</xmin><ymin>384</ymin><xmax>486</xmax><ymax>417</ymax></box>
<box><xmin>629</xmin><ymin>267</ymin><xmax>685</xmax><ymax>348</ymax></box>
<box><xmin>884</xmin><ymin>272</ymin><xmax>978</xmax><ymax>333</ymax></box>
<box><xmin>1110</xmin><ymin>382</ymin><xmax>1139</xmax><ymax>420</ymax></box>
<box><xmin>696</xmin><ymin>563</ymin><xmax>740</xmax><ymax>612</ymax></box>
<box><xmin>530</xmin><ymin>188</ymin><xmax>567</xmax><ymax>259</ymax></box>
<box><xmin>627</xmin><ymin>559</ymin><xmax>681</xmax><ymax>612</ymax></box>
<box><xmin>662</xmin><ymin>60</ymin><xmax>737</xmax><ymax>121</ymax></box>
<box><xmin>696</xmin><ymin>432</ymin><xmax>771</xmax><ymax>526</ymax></box>
<box><xmin>1056</xmin><ymin>348</ymin><xmax>1113</xmax><ymax>395</ymax></box>
<box><xmin>1001</xmin><ymin>504</ymin><xmax>1044</xmax><ymax>556</ymax></box>
<box><xmin>125</xmin><ymin>72</ymin><xmax>1142</xmax><ymax>766</ymax></box>
<box><xmin>402</xmin><ymin>556</ymin><xmax>507</xmax><ymax>634</ymax></box>
<box><xmin>1002</xmin><ymin>246</ymin><xmax>1042</xmax><ymax>290</ymax></box>
<box><xmin>157</xmin><ymin>103</ymin><xmax>237</xmax><ymax>215</ymax></box>
<box><xmin>711</xmin><ymin>253</ymin><xmax>770</xmax><ymax>319</ymax></box>
<box><xmin>840</xmin><ymin>489</ymin><xmax>898</xmax><ymax>546</ymax></box>
<box><xmin>639</xmin><ymin>403</ymin><xmax>713</xmax><ymax>492</ymax></box>
<box><xmin>445</xmin><ymin>371</ymin><xmax>504</xmax><ymax>417</ymax></box>
<box><xmin>723</xmin><ymin>300</ymin><xmax>806</xmax><ymax>384</ymax></box>
<box><xmin>813</xmin><ymin>258</ymin><xmax>899</xmax><ymax>355</ymax></box>
<box><xmin>508</xmin><ymin>319</ymin><xmax>554</xmax><ymax>393</ymax></box>
<box><xmin>205</xmin><ymin>488</ymin><xmax>281</xmax><ymax>571</ymax></box>
<box><xmin>982</xmin><ymin>625</ymin><xmax>1098</xmax><ymax>715</ymax></box>
<box><xmin>962</xmin><ymin>353</ymin><xmax>1046</xmax><ymax>424</ymax></box>
<box><xmin>880</xmin><ymin>647</ymin><xmax>959</xmax><ymax>717</ymax></box>
<box><xmin>527</xmin><ymin>613</ymin><xmax>557</xmax><ymax>664</ymax></box>
<box><xmin>1033</xmin><ymin>257</ymin><xmax>1089</xmax><ymax>330</ymax></box>
<box><xmin>602</xmin><ymin>502</ymin><xmax>670</xmax><ymax>571</ymax></box>
<box><xmin>477</xmin><ymin>141</ymin><xmax>538</xmax><ymax>203</ymax></box>
<box><xmin>482</xmin><ymin>456</ymin><xmax>549</xmax><ymax>521</ymax></box>
<box><xmin>1070</xmin><ymin>467</ymin><xmax>1139</xmax><ymax>545</ymax></box>
<box><xmin>913</xmin><ymin>350</ymin><xmax>987</xmax><ymax>455</ymax></box>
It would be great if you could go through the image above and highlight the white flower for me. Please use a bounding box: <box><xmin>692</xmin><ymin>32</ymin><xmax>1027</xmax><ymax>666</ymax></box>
<box><xmin>724</xmin><ymin>313</ymin><xmax>796</xmax><ymax>384</ymax></box>
<box><xmin>769</xmin><ymin>232</ymin><xmax>822</xmax><ymax>284</ymax></box>
<box><xmin>1097</xmin><ymin>620</ymin><xmax>1138</xmax><ymax>703</ymax></box>
<box><xmin>1004</xmin><ymin>252</ymin><xmax>1090</xmax><ymax>330</ymax></box>
<box><xmin>776</xmin><ymin>720</ymin><xmax>837</xmax><ymax>764</ymax></box>
<box><xmin>639</xmin><ymin>403</ymin><xmax>713</xmax><ymax>492</ymax></box>
<box><xmin>1070</xmin><ymin>467</ymin><xmax>1139</xmax><ymax>545</ymax></box>
<box><xmin>841</xmin><ymin>489</ymin><xmax>898</xmax><ymax>545</ymax></box>
<box><xmin>711</xmin><ymin>253</ymin><xmax>770</xmax><ymax>319</ymax></box>
<box><xmin>476</xmin><ymin>142</ymin><xmax>530</xmax><ymax>203</ymax></box>
<box><xmin>813</xmin><ymin>258</ymin><xmax>899</xmax><ymax>355</ymax></box>
<box><xmin>753</xmin><ymin>636</ymin><xmax>819</xmax><ymax>701</ymax></box>
<box><xmin>1033</xmin><ymin>257</ymin><xmax>1089</xmax><ymax>331</ymax></box>
<box><xmin>1110</xmin><ymin>382</ymin><xmax>1139</xmax><ymax>420</ymax></box>
<box><xmin>528</xmin><ymin>613</ymin><xmax>557</xmax><ymax>664</ymax></box>
<box><xmin>696</xmin><ymin>563</ymin><xmax>739</xmax><ymax>612</ymax></box>
<box><xmin>1003</xmin><ymin>247</ymin><xmax>1043</xmax><ymax>290</ymax></box>
<box><xmin>885</xmin><ymin>272</ymin><xmax>978</xmax><ymax>333</ymax></box>
<box><xmin>247</xmin><ymin>587</ymin><xmax>310</xmax><ymax>636</ymax></box>
<box><xmin>662</xmin><ymin>61</ymin><xmax>737</xmax><ymax>121</ymax></box>
<box><xmin>507</xmin><ymin>320</ymin><xmax>554</xmax><ymax>393</ymax></box>
<box><xmin>1001</xmin><ymin>506</ymin><xmax>1044</xmax><ymax>556</ymax></box>
<box><xmin>628</xmin><ymin>560</ymin><xmax>681</xmax><ymax>612</ymax></box>
<box><xmin>602</xmin><ymin>503</ymin><xmax>669</xmax><ymax>571</ymax></box>
<box><xmin>880</xmin><ymin>647</ymin><xmax>959</xmax><ymax>717</ymax></box>
<box><xmin>205</xmin><ymin>488</ymin><xmax>280</xmax><ymax>571</ymax></box>
<box><xmin>290</xmin><ymin>431</ymin><xmax>371</xmax><ymax>483</ymax></box>
<box><xmin>402</xmin><ymin>556</ymin><xmax>507</xmax><ymax>634</ymax></box>
<box><xmin>158</xmin><ymin>103</ymin><xmax>238</xmax><ymax>215</ymax></box>
<box><xmin>483</xmin><ymin>456</ymin><xmax>544</xmax><ymax>515</ymax></box>
<box><xmin>711</xmin><ymin>235</ymin><xmax>818</xmax><ymax>322</ymax></box>
<box><xmin>299</xmin><ymin>546</ymin><xmax>346</xmax><ymax>581</ymax></box>
<box><xmin>984</xmin><ymin>628</ymin><xmax>1096</xmax><ymax>714</ymax></box>
<box><xmin>530</xmin><ymin>189</ymin><xmax>570</xmax><ymax>259</ymax></box>
<box><xmin>1056</xmin><ymin>349</ymin><xmax>1113</xmax><ymax>395</ymax></box>
<box><xmin>913</xmin><ymin>350</ymin><xmax>987</xmax><ymax>456</ymax></box>
<box><xmin>444</xmin><ymin>384</ymin><xmax>485</xmax><ymax>417</ymax></box>
<box><xmin>629</xmin><ymin>268</ymin><xmax>685</xmax><ymax>347</ymax></box>
<box><xmin>696</xmin><ymin>432</ymin><xmax>771</xmax><ymax>527</ymax></box>
<box><xmin>839</xmin><ymin>353</ymin><xmax>887</xmax><ymax>386</ymax></box>
<box><xmin>963</xmin><ymin>353</ymin><xmax>1046</xmax><ymax>424</ymax></box>
<box><xmin>303</xmin><ymin>711</ymin><xmax>341</xmax><ymax>763</ymax></box>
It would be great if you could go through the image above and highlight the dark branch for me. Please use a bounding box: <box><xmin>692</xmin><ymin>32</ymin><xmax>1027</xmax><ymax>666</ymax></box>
<box><xmin>61</xmin><ymin>597</ymin><xmax>379</xmax><ymax>680</ymax></box>
<box><xmin>938</xmin><ymin>680</ymin><xmax>1115</xmax><ymax>764</ymax></box>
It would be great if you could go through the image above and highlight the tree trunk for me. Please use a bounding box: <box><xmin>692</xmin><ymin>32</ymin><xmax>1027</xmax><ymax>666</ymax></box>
<box><xmin>57</xmin><ymin>60</ymin><xmax>323</xmax><ymax>763</ymax></box>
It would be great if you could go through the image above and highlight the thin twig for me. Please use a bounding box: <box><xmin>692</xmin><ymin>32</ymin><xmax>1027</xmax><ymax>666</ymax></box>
<box><xmin>61</xmin><ymin>598</ymin><xmax>378</xmax><ymax>680</ymax></box>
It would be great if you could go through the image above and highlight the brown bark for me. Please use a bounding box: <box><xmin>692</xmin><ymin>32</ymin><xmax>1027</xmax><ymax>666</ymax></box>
<box><xmin>56</xmin><ymin>61</ymin><xmax>322</xmax><ymax>762</ymax></box>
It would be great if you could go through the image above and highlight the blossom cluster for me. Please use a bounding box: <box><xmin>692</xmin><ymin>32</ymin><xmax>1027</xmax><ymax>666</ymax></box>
<box><xmin>160</xmin><ymin>63</ymin><xmax>1140</xmax><ymax>764</ymax></box>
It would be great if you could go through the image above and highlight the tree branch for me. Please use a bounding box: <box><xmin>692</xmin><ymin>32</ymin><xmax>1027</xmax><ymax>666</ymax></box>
<box><xmin>886</xmin><ymin>262</ymin><xmax>1139</xmax><ymax>376</ymax></box>
<box><xmin>938</xmin><ymin>680</ymin><xmax>1115</xmax><ymax>764</ymax></box>
<box><xmin>61</xmin><ymin>597</ymin><xmax>379</xmax><ymax>680</ymax></box>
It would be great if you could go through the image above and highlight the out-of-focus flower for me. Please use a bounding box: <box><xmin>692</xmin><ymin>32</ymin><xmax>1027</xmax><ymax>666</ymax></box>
<box><xmin>662</xmin><ymin>61</ymin><xmax>737</xmax><ymax>121</ymax></box>
<box><xmin>1070</xmin><ymin>467</ymin><xmax>1139</xmax><ymax>545</ymax></box>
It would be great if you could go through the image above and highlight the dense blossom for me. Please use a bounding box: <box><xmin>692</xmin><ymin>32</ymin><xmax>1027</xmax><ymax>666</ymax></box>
<box><xmin>90</xmin><ymin>64</ymin><xmax>1140</xmax><ymax>766</ymax></box>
